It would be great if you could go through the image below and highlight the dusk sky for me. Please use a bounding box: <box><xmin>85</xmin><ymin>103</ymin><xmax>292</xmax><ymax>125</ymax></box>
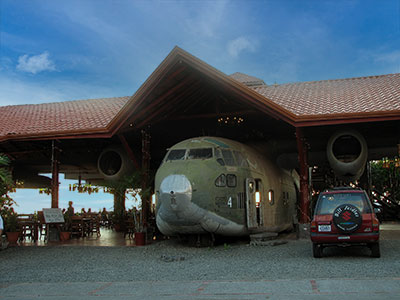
<box><xmin>1</xmin><ymin>0</ymin><xmax>399</xmax><ymax>213</ymax></box>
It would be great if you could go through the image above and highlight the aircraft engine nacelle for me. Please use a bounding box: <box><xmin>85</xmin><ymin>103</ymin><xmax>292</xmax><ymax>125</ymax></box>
<box><xmin>326</xmin><ymin>130</ymin><xmax>368</xmax><ymax>182</ymax></box>
<box><xmin>97</xmin><ymin>147</ymin><xmax>134</xmax><ymax>181</ymax></box>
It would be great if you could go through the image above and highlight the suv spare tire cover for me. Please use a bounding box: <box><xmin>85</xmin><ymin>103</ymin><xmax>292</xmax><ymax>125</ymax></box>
<box><xmin>333</xmin><ymin>204</ymin><xmax>362</xmax><ymax>233</ymax></box>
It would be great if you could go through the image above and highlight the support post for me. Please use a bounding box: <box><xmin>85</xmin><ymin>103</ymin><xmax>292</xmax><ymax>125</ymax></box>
<box><xmin>51</xmin><ymin>140</ymin><xmax>60</xmax><ymax>208</ymax></box>
<box><xmin>296</xmin><ymin>127</ymin><xmax>310</xmax><ymax>224</ymax></box>
<box><xmin>113</xmin><ymin>188</ymin><xmax>126</xmax><ymax>230</ymax></box>
<box><xmin>141</xmin><ymin>129</ymin><xmax>151</xmax><ymax>229</ymax></box>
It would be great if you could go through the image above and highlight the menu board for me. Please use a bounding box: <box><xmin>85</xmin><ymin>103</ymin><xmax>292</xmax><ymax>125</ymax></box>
<box><xmin>43</xmin><ymin>208</ymin><xmax>65</xmax><ymax>223</ymax></box>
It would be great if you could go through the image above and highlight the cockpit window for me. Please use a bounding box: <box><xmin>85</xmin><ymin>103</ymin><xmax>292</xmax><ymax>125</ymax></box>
<box><xmin>188</xmin><ymin>148</ymin><xmax>213</xmax><ymax>159</ymax></box>
<box><xmin>215</xmin><ymin>149</ymin><xmax>225</xmax><ymax>166</ymax></box>
<box><xmin>221</xmin><ymin>149</ymin><xmax>235</xmax><ymax>166</ymax></box>
<box><xmin>234</xmin><ymin>151</ymin><xmax>249</xmax><ymax>167</ymax></box>
<box><xmin>166</xmin><ymin>149</ymin><xmax>186</xmax><ymax>161</ymax></box>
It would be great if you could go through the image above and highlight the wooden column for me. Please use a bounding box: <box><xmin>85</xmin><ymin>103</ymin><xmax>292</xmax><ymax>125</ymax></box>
<box><xmin>296</xmin><ymin>127</ymin><xmax>310</xmax><ymax>223</ymax></box>
<box><xmin>51</xmin><ymin>140</ymin><xmax>60</xmax><ymax>208</ymax></box>
<box><xmin>141</xmin><ymin>129</ymin><xmax>151</xmax><ymax>228</ymax></box>
<box><xmin>113</xmin><ymin>188</ymin><xmax>126</xmax><ymax>224</ymax></box>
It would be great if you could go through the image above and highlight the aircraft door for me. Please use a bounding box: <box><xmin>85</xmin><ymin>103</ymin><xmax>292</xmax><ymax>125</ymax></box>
<box><xmin>246</xmin><ymin>178</ymin><xmax>258</xmax><ymax>228</ymax></box>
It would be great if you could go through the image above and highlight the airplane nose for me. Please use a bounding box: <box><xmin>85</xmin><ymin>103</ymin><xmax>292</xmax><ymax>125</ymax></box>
<box><xmin>160</xmin><ymin>174</ymin><xmax>192</xmax><ymax>194</ymax></box>
<box><xmin>159</xmin><ymin>174</ymin><xmax>192</xmax><ymax>211</ymax></box>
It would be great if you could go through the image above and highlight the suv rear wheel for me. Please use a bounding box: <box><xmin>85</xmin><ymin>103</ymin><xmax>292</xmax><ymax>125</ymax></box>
<box><xmin>369</xmin><ymin>242</ymin><xmax>381</xmax><ymax>258</ymax></box>
<box><xmin>313</xmin><ymin>243</ymin><xmax>323</xmax><ymax>258</ymax></box>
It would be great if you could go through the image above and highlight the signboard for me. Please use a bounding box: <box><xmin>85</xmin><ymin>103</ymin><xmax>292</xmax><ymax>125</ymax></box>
<box><xmin>43</xmin><ymin>208</ymin><xmax>65</xmax><ymax>223</ymax></box>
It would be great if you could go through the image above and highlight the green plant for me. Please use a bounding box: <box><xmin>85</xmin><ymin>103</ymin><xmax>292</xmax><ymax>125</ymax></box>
<box><xmin>103</xmin><ymin>171</ymin><xmax>153</xmax><ymax>229</ymax></box>
<box><xmin>371</xmin><ymin>158</ymin><xmax>400</xmax><ymax>202</ymax></box>
<box><xmin>0</xmin><ymin>154</ymin><xmax>16</xmax><ymax>226</ymax></box>
<box><xmin>4</xmin><ymin>210</ymin><xmax>18</xmax><ymax>232</ymax></box>
<box><xmin>62</xmin><ymin>210</ymin><xmax>72</xmax><ymax>232</ymax></box>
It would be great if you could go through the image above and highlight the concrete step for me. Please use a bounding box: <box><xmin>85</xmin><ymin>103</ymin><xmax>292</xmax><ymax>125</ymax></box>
<box><xmin>250</xmin><ymin>232</ymin><xmax>282</xmax><ymax>246</ymax></box>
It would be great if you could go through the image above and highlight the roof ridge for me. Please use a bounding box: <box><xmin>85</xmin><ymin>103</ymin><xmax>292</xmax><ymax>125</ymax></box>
<box><xmin>263</xmin><ymin>73</ymin><xmax>400</xmax><ymax>88</ymax></box>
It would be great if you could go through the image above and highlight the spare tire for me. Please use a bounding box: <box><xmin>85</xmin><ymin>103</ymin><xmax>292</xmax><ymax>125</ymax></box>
<box><xmin>333</xmin><ymin>204</ymin><xmax>362</xmax><ymax>233</ymax></box>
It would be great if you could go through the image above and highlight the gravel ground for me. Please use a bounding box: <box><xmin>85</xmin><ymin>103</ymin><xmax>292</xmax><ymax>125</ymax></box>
<box><xmin>1</xmin><ymin>231</ymin><xmax>400</xmax><ymax>283</ymax></box>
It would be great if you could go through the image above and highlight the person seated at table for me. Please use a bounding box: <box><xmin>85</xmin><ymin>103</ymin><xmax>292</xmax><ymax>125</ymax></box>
<box><xmin>67</xmin><ymin>201</ymin><xmax>74</xmax><ymax>215</ymax></box>
<box><xmin>81</xmin><ymin>208</ymin><xmax>86</xmax><ymax>214</ymax></box>
<box><xmin>100</xmin><ymin>208</ymin><xmax>109</xmax><ymax>226</ymax></box>
<box><xmin>87</xmin><ymin>208</ymin><xmax>92</xmax><ymax>214</ymax></box>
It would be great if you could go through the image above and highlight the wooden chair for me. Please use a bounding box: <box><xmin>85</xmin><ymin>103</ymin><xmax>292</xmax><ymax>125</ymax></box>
<box><xmin>17</xmin><ymin>214</ymin><xmax>34</xmax><ymax>241</ymax></box>
<box><xmin>85</xmin><ymin>213</ymin><xmax>101</xmax><ymax>237</ymax></box>
<box><xmin>92</xmin><ymin>215</ymin><xmax>101</xmax><ymax>237</ymax></box>
<box><xmin>100</xmin><ymin>211</ymin><xmax>110</xmax><ymax>228</ymax></box>
<box><xmin>70</xmin><ymin>216</ymin><xmax>84</xmax><ymax>238</ymax></box>
<box><xmin>37</xmin><ymin>211</ymin><xmax>47</xmax><ymax>240</ymax></box>
<box><xmin>124</xmin><ymin>217</ymin><xmax>135</xmax><ymax>239</ymax></box>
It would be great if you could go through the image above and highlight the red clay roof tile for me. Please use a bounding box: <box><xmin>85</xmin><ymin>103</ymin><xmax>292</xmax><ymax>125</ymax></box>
<box><xmin>229</xmin><ymin>72</ymin><xmax>266</xmax><ymax>87</ymax></box>
<box><xmin>0</xmin><ymin>97</ymin><xmax>129</xmax><ymax>140</ymax></box>
<box><xmin>252</xmin><ymin>73</ymin><xmax>400</xmax><ymax>117</ymax></box>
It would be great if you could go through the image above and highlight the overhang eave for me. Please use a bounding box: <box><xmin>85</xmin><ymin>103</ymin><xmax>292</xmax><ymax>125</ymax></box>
<box><xmin>0</xmin><ymin>129</ymin><xmax>113</xmax><ymax>143</ymax></box>
<box><xmin>293</xmin><ymin>111</ymin><xmax>400</xmax><ymax>127</ymax></box>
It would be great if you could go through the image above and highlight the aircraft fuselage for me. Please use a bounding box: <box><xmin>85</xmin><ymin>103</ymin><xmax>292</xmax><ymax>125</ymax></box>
<box><xmin>155</xmin><ymin>137</ymin><xmax>297</xmax><ymax>237</ymax></box>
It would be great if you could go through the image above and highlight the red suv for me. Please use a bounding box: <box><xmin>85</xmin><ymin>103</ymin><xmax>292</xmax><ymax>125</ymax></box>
<box><xmin>311</xmin><ymin>188</ymin><xmax>380</xmax><ymax>258</ymax></box>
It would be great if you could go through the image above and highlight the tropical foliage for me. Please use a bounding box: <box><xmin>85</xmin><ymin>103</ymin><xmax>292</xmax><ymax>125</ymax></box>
<box><xmin>370</xmin><ymin>158</ymin><xmax>400</xmax><ymax>202</ymax></box>
<box><xmin>0</xmin><ymin>154</ymin><xmax>17</xmax><ymax>231</ymax></box>
<box><xmin>0</xmin><ymin>154</ymin><xmax>15</xmax><ymax>213</ymax></box>
<box><xmin>102</xmin><ymin>170</ymin><xmax>153</xmax><ymax>227</ymax></box>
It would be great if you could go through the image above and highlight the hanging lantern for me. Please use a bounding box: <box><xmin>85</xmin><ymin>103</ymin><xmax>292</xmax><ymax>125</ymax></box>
<box><xmin>394</xmin><ymin>157</ymin><xmax>400</xmax><ymax>168</ymax></box>
<box><xmin>383</xmin><ymin>158</ymin><xmax>390</xmax><ymax>169</ymax></box>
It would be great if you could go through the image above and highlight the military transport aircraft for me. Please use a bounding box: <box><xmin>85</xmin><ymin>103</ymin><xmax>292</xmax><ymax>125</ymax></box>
<box><xmin>154</xmin><ymin>136</ymin><xmax>298</xmax><ymax>238</ymax></box>
<box><xmin>153</xmin><ymin>129</ymin><xmax>374</xmax><ymax>239</ymax></box>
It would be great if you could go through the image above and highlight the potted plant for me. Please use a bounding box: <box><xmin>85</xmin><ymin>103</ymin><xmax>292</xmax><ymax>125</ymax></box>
<box><xmin>133</xmin><ymin>209</ymin><xmax>146</xmax><ymax>246</ymax></box>
<box><xmin>59</xmin><ymin>211</ymin><xmax>72</xmax><ymax>241</ymax></box>
<box><xmin>4</xmin><ymin>210</ymin><xmax>19</xmax><ymax>246</ymax></box>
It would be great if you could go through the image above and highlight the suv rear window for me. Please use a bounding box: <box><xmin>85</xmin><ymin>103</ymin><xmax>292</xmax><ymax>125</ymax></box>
<box><xmin>315</xmin><ymin>192</ymin><xmax>372</xmax><ymax>215</ymax></box>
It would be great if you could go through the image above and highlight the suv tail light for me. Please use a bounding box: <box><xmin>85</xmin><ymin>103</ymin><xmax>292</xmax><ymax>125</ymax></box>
<box><xmin>310</xmin><ymin>220</ymin><xmax>317</xmax><ymax>233</ymax></box>
<box><xmin>372</xmin><ymin>216</ymin><xmax>379</xmax><ymax>232</ymax></box>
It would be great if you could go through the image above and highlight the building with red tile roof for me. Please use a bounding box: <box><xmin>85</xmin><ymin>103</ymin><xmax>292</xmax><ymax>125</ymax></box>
<box><xmin>0</xmin><ymin>47</ymin><xmax>399</xmax><ymax>224</ymax></box>
<box><xmin>0</xmin><ymin>47</ymin><xmax>399</xmax><ymax>142</ymax></box>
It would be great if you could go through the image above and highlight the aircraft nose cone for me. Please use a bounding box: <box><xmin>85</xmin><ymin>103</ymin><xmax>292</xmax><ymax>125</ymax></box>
<box><xmin>160</xmin><ymin>174</ymin><xmax>192</xmax><ymax>195</ymax></box>
<box><xmin>159</xmin><ymin>175</ymin><xmax>192</xmax><ymax>212</ymax></box>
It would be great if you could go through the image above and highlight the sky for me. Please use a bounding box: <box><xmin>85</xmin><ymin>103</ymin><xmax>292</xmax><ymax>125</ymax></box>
<box><xmin>1</xmin><ymin>0</ymin><xmax>400</xmax><ymax>213</ymax></box>
<box><xmin>10</xmin><ymin>177</ymin><xmax>141</xmax><ymax>214</ymax></box>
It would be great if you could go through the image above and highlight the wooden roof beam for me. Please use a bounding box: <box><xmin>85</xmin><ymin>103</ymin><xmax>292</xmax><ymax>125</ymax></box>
<box><xmin>148</xmin><ymin>93</ymin><xmax>212</xmax><ymax>127</ymax></box>
<box><xmin>133</xmin><ymin>81</ymin><xmax>204</xmax><ymax>129</ymax></box>
<box><xmin>159</xmin><ymin>85</ymin><xmax>213</xmax><ymax>120</ymax></box>
<box><xmin>123</xmin><ymin>76</ymin><xmax>195</xmax><ymax>129</ymax></box>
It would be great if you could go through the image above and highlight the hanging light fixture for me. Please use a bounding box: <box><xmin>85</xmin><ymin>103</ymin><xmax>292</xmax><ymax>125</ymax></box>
<box><xmin>217</xmin><ymin>116</ymin><xmax>244</xmax><ymax>126</ymax></box>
